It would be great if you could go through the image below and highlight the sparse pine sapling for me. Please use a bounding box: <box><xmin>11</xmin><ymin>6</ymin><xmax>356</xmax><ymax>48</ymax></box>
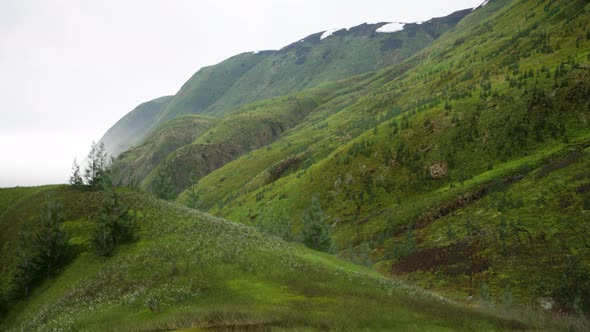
<box><xmin>359</xmin><ymin>242</ymin><xmax>372</xmax><ymax>267</ymax></box>
<box><xmin>92</xmin><ymin>188</ymin><xmax>139</xmax><ymax>257</ymax></box>
<box><xmin>153</xmin><ymin>166</ymin><xmax>174</xmax><ymax>201</ymax></box>
<box><xmin>84</xmin><ymin>141</ymin><xmax>109</xmax><ymax>191</ymax></box>
<box><xmin>69</xmin><ymin>158</ymin><xmax>84</xmax><ymax>189</ymax></box>
<box><xmin>34</xmin><ymin>193</ymin><xmax>70</xmax><ymax>278</ymax></box>
<box><xmin>189</xmin><ymin>171</ymin><xmax>199</xmax><ymax>209</ymax></box>
<box><xmin>93</xmin><ymin>211</ymin><xmax>114</xmax><ymax>256</ymax></box>
<box><xmin>301</xmin><ymin>197</ymin><xmax>332</xmax><ymax>252</ymax></box>
<box><xmin>12</xmin><ymin>226</ymin><xmax>38</xmax><ymax>299</ymax></box>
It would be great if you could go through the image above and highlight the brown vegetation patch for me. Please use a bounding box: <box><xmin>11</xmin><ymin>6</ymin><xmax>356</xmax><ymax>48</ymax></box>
<box><xmin>268</xmin><ymin>155</ymin><xmax>303</xmax><ymax>181</ymax></box>
<box><xmin>414</xmin><ymin>187</ymin><xmax>487</xmax><ymax>230</ymax></box>
<box><xmin>392</xmin><ymin>239</ymin><xmax>491</xmax><ymax>278</ymax></box>
<box><xmin>429</xmin><ymin>161</ymin><xmax>448</xmax><ymax>180</ymax></box>
<box><xmin>536</xmin><ymin>150</ymin><xmax>583</xmax><ymax>179</ymax></box>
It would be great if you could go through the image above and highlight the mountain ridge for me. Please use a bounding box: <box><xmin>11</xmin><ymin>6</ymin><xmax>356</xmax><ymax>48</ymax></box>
<box><xmin>99</xmin><ymin>9</ymin><xmax>472</xmax><ymax>159</ymax></box>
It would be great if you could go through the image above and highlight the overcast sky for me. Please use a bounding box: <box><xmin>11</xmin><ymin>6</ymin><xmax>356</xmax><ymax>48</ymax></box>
<box><xmin>0</xmin><ymin>0</ymin><xmax>483</xmax><ymax>187</ymax></box>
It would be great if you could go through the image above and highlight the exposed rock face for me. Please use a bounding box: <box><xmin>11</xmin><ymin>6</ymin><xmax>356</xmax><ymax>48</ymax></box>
<box><xmin>429</xmin><ymin>161</ymin><xmax>448</xmax><ymax>179</ymax></box>
<box><xmin>538</xmin><ymin>297</ymin><xmax>555</xmax><ymax>310</ymax></box>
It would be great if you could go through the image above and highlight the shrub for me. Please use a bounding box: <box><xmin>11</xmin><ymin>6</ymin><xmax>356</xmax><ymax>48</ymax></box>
<box><xmin>301</xmin><ymin>197</ymin><xmax>332</xmax><ymax>252</ymax></box>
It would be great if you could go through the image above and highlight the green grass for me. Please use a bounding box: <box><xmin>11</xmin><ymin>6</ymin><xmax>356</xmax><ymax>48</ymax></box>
<box><xmin>168</xmin><ymin>0</ymin><xmax>590</xmax><ymax>313</ymax></box>
<box><xmin>0</xmin><ymin>188</ymin><xmax>535</xmax><ymax>331</ymax></box>
<box><xmin>6</xmin><ymin>0</ymin><xmax>590</xmax><ymax>329</ymax></box>
<box><xmin>113</xmin><ymin>114</ymin><xmax>217</xmax><ymax>187</ymax></box>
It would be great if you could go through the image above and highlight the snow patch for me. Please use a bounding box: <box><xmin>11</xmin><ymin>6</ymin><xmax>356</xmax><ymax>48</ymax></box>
<box><xmin>376</xmin><ymin>22</ymin><xmax>405</xmax><ymax>33</ymax></box>
<box><xmin>320</xmin><ymin>28</ymin><xmax>340</xmax><ymax>40</ymax></box>
<box><xmin>252</xmin><ymin>51</ymin><xmax>259</xmax><ymax>54</ymax></box>
<box><xmin>473</xmin><ymin>0</ymin><xmax>490</xmax><ymax>11</ymax></box>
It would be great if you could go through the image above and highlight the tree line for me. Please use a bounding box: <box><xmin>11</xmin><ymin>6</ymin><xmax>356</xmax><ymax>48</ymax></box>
<box><xmin>6</xmin><ymin>142</ymin><xmax>140</xmax><ymax>305</ymax></box>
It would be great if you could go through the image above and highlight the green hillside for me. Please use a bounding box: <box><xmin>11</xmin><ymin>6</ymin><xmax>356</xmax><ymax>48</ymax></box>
<box><xmin>200</xmin><ymin>11</ymin><xmax>471</xmax><ymax>117</ymax></box>
<box><xmin>113</xmin><ymin>115</ymin><xmax>218</xmax><ymax>188</ymax></box>
<box><xmin>155</xmin><ymin>52</ymin><xmax>271</xmax><ymax>124</ymax></box>
<box><xmin>28</xmin><ymin>0</ymin><xmax>590</xmax><ymax>328</ymax></box>
<box><xmin>99</xmin><ymin>9</ymin><xmax>471</xmax><ymax>159</ymax></box>
<box><xmin>0</xmin><ymin>186</ymin><xmax>535</xmax><ymax>331</ymax></box>
<box><xmin>169</xmin><ymin>0</ymin><xmax>590</xmax><ymax>313</ymax></box>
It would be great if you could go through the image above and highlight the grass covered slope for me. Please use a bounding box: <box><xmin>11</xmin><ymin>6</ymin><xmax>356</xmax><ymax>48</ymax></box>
<box><xmin>155</xmin><ymin>52</ymin><xmax>271</xmax><ymax>124</ymax></box>
<box><xmin>102</xmin><ymin>9</ymin><xmax>472</xmax><ymax>162</ymax></box>
<box><xmin>0</xmin><ymin>187</ymin><xmax>526</xmax><ymax>331</ymax></box>
<box><xmin>389</xmin><ymin>146</ymin><xmax>590</xmax><ymax>311</ymax></box>
<box><xmin>202</xmin><ymin>11</ymin><xmax>471</xmax><ymax>117</ymax></box>
<box><xmin>174</xmin><ymin>0</ymin><xmax>590</xmax><ymax>311</ymax></box>
<box><xmin>113</xmin><ymin>115</ymin><xmax>217</xmax><ymax>187</ymax></box>
<box><xmin>139</xmin><ymin>74</ymin><xmax>379</xmax><ymax>195</ymax></box>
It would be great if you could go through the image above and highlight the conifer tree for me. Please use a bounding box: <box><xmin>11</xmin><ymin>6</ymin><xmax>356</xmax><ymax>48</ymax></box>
<box><xmin>92</xmin><ymin>188</ymin><xmax>138</xmax><ymax>256</ymax></box>
<box><xmin>301</xmin><ymin>197</ymin><xmax>332</xmax><ymax>252</ymax></box>
<box><xmin>189</xmin><ymin>171</ymin><xmax>199</xmax><ymax>209</ymax></box>
<box><xmin>69</xmin><ymin>158</ymin><xmax>84</xmax><ymax>189</ymax></box>
<box><xmin>12</xmin><ymin>226</ymin><xmax>37</xmax><ymax>299</ymax></box>
<box><xmin>153</xmin><ymin>166</ymin><xmax>174</xmax><ymax>201</ymax></box>
<box><xmin>84</xmin><ymin>141</ymin><xmax>109</xmax><ymax>191</ymax></box>
<box><xmin>34</xmin><ymin>193</ymin><xmax>70</xmax><ymax>278</ymax></box>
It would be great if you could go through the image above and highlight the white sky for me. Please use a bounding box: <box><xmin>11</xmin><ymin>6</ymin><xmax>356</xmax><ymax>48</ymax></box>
<box><xmin>0</xmin><ymin>0</ymin><xmax>483</xmax><ymax>187</ymax></box>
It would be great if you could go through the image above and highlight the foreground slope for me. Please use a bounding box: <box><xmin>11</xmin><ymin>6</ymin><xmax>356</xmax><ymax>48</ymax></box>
<box><xmin>0</xmin><ymin>186</ymin><xmax>527</xmax><ymax>331</ymax></box>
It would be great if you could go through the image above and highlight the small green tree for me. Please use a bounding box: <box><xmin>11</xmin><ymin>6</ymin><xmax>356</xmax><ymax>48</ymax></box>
<box><xmin>84</xmin><ymin>141</ymin><xmax>109</xmax><ymax>191</ymax></box>
<box><xmin>301</xmin><ymin>197</ymin><xmax>332</xmax><ymax>252</ymax></box>
<box><xmin>393</xmin><ymin>227</ymin><xmax>416</xmax><ymax>259</ymax></box>
<box><xmin>93</xmin><ymin>212</ymin><xmax>114</xmax><ymax>257</ymax></box>
<box><xmin>69</xmin><ymin>158</ymin><xmax>84</xmax><ymax>189</ymax></box>
<box><xmin>92</xmin><ymin>188</ymin><xmax>139</xmax><ymax>256</ymax></box>
<box><xmin>34</xmin><ymin>193</ymin><xmax>70</xmax><ymax>278</ymax></box>
<box><xmin>12</xmin><ymin>226</ymin><xmax>38</xmax><ymax>299</ymax></box>
<box><xmin>189</xmin><ymin>171</ymin><xmax>199</xmax><ymax>209</ymax></box>
<box><xmin>152</xmin><ymin>166</ymin><xmax>174</xmax><ymax>201</ymax></box>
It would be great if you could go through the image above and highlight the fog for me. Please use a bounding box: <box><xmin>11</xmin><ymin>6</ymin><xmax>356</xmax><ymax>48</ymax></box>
<box><xmin>0</xmin><ymin>0</ymin><xmax>483</xmax><ymax>187</ymax></box>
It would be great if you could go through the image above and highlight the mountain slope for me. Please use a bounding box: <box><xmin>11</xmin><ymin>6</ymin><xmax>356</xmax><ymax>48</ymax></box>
<box><xmin>96</xmin><ymin>0</ymin><xmax>590</xmax><ymax>318</ymax></box>
<box><xmin>99</xmin><ymin>9</ymin><xmax>471</xmax><ymax>159</ymax></box>
<box><xmin>98</xmin><ymin>96</ymin><xmax>173</xmax><ymax>158</ymax></box>
<box><xmin>201</xmin><ymin>10</ymin><xmax>472</xmax><ymax>117</ymax></box>
<box><xmin>171</xmin><ymin>0</ymin><xmax>590</xmax><ymax>312</ymax></box>
<box><xmin>0</xmin><ymin>186</ymin><xmax>530</xmax><ymax>331</ymax></box>
<box><xmin>113</xmin><ymin>114</ymin><xmax>217</xmax><ymax>187</ymax></box>
<box><xmin>154</xmin><ymin>52</ymin><xmax>271</xmax><ymax>124</ymax></box>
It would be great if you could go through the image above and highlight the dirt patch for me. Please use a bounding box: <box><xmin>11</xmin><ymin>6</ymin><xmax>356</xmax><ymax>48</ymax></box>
<box><xmin>268</xmin><ymin>155</ymin><xmax>303</xmax><ymax>181</ymax></box>
<box><xmin>414</xmin><ymin>188</ymin><xmax>487</xmax><ymax>230</ymax></box>
<box><xmin>429</xmin><ymin>161</ymin><xmax>448</xmax><ymax>180</ymax></box>
<box><xmin>392</xmin><ymin>239</ymin><xmax>490</xmax><ymax>276</ymax></box>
